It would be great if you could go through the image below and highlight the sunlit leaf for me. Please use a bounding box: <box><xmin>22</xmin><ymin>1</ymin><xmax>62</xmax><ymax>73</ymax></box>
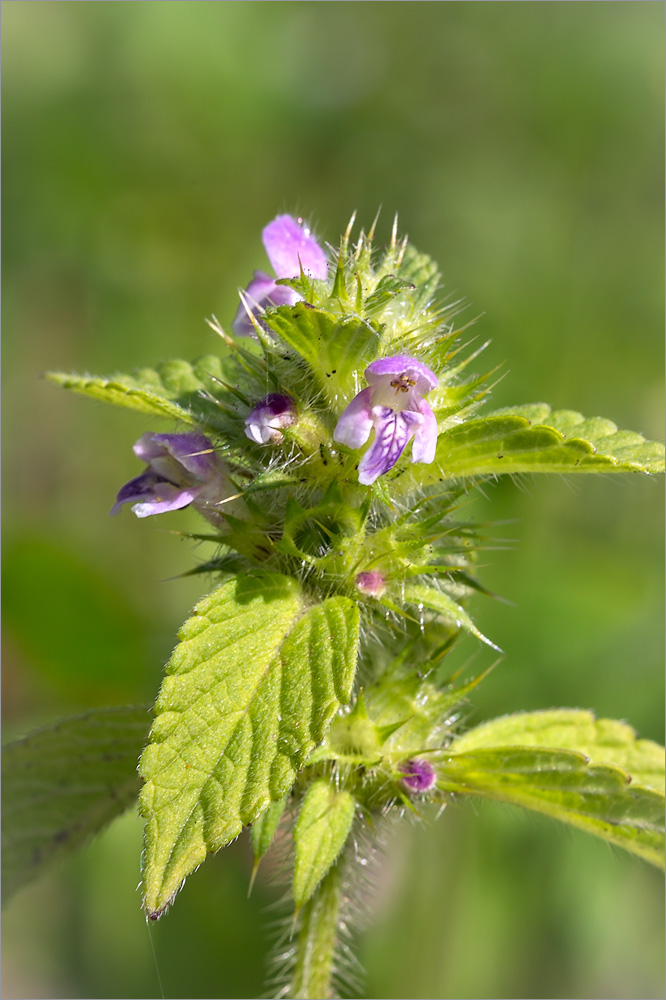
<box><xmin>399</xmin><ymin>406</ymin><xmax>664</xmax><ymax>490</ymax></box>
<box><xmin>438</xmin><ymin>745</ymin><xmax>664</xmax><ymax>867</ymax></box>
<box><xmin>46</xmin><ymin>355</ymin><xmax>232</xmax><ymax>429</ymax></box>
<box><xmin>264</xmin><ymin>303</ymin><xmax>380</xmax><ymax>409</ymax></box>
<box><xmin>140</xmin><ymin>571</ymin><xmax>359</xmax><ymax>917</ymax></box>
<box><xmin>451</xmin><ymin>709</ymin><xmax>665</xmax><ymax>793</ymax></box>
<box><xmin>402</xmin><ymin>583</ymin><xmax>500</xmax><ymax>651</ymax></box>
<box><xmin>293</xmin><ymin>780</ymin><xmax>355</xmax><ymax>907</ymax></box>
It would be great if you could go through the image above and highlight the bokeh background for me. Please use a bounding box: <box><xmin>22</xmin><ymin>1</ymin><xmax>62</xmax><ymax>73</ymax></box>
<box><xmin>2</xmin><ymin>3</ymin><xmax>664</xmax><ymax>998</ymax></box>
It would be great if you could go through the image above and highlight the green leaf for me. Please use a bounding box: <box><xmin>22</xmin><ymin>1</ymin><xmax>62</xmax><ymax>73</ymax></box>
<box><xmin>45</xmin><ymin>355</ymin><xmax>232</xmax><ymax>428</ymax></box>
<box><xmin>2</xmin><ymin>706</ymin><xmax>149</xmax><ymax>902</ymax></box>
<box><xmin>402</xmin><ymin>583</ymin><xmax>501</xmax><ymax>651</ymax></box>
<box><xmin>250</xmin><ymin>796</ymin><xmax>287</xmax><ymax>865</ymax></box>
<box><xmin>363</xmin><ymin>274</ymin><xmax>416</xmax><ymax>318</ymax></box>
<box><xmin>437</xmin><ymin>746</ymin><xmax>664</xmax><ymax>867</ymax></box>
<box><xmin>450</xmin><ymin>709</ymin><xmax>665</xmax><ymax>793</ymax></box>
<box><xmin>293</xmin><ymin>780</ymin><xmax>355</xmax><ymax>907</ymax></box>
<box><xmin>264</xmin><ymin>303</ymin><xmax>380</xmax><ymax>409</ymax></box>
<box><xmin>365</xmin><ymin>663</ymin><xmax>491</xmax><ymax>758</ymax></box>
<box><xmin>402</xmin><ymin>406</ymin><xmax>664</xmax><ymax>489</ymax></box>
<box><xmin>139</xmin><ymin>571</ymin><xmax>359</xmax><ymax>917</ymax></box>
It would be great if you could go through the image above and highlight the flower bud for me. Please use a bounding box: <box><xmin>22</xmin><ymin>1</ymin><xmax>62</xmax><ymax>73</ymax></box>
<box><xmin>355</xmin><ymin>571</ymin><xmax>386</xmax><ymax>598</ymax></box>
<box><xmin>399</xmin><ymin>758</ymin><xmax>436</xmax><ymax>793</ymax></box>
<box><xmin>245</xmin><ymin>394</ymin><xmax>297</xmax><ymax>445</ymax></box>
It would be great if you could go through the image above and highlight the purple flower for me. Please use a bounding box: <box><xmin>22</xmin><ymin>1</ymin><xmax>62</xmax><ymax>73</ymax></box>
<box><xmin>111</xmin><ymin>432</ymin><xmax>227</xmax><ymax>519</ymax></box>
<box><xmin>333</xmin><ymin>356</ymin><xmax>438</xmax><ymax>485</ymax></box>
<box><xmin>245</xmin><ymin>393</ymin><xmax>296</xmax><ymax>445</ymax></box>
<box><xmin>355</xmin><ymin>571</ymin><xmax>386</xmax><ymax>598</ymax></box>
<box><xmin>233</xmin><ymin>214</ymin><xmax>328</xmax><ymax>336</ymax></box>
<box><xmin>399</xmin><ymin>758</ymin><xmax>436</xmax><ymax>794</ymax></box>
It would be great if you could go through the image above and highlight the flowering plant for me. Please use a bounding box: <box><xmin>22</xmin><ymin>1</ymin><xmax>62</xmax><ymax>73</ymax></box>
<box><xmin>5</xmin><ymin>213</ymin><xmax>665</xmax><ymax>999</ymax></box>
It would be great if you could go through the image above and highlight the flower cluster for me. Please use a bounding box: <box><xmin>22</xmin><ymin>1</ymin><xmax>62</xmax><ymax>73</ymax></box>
<box><xmin>113</xmin><ymin>215</ymin><xmax>440</xmax><ymax>518</ymax></box>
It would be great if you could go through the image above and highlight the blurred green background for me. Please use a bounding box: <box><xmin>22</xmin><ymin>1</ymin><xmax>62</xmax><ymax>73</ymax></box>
<box><xmin>2</xmin><ymin>2</ymin><xmax>663</xmax><ymax>998</ymax></box>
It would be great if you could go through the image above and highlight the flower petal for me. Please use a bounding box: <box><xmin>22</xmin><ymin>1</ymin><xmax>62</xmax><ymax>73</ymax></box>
<box><xmin>132</xmin><ymin>488</ymin><xmax>202</xmax><ymax>519</ymax></box>
<box><xmin>410</xmin><ymin>398</ymin><xmax>438</xmax><ymax>465</ymax></box>
<box><xmin>152</xmin><ymin>433</ymin><xmax>219</xmax><ymax>479</ymax></box>
<box><xmin>232</xmin><ymin>270</ymin><xmax>301</xmax><ymax>336</ymax></box>
<box><xmin>333</xmin><ymin>387</ymin><xmax>374</xmax><ymax>449</ymax></box>
<box><xmin>365</xmin><ymin>355</ymin><xmax>438</xmax><ymax>395</ymax></box>
<box><xmin>110</xmin><ymin>471</ymin><xmax>201</xmax><ymax>517</ymax></box>
<box><xmin>357</xmin><ymin>407</ymin><xmax>422</xmax><ymax>486</ymax></box>
<box><xmin>262</xmin><ymin>214</ymin><xmax>328</xmax><ymax>280</ymax></box>
<box><xmin>132</xmin><ymin>432</ymin><xmax>167</xmax><ymax>464</ymax></box>
<box><xmin>245</xmin><ymin>394</ymin><xmax>296</xmax><ymax>445</ymax></box>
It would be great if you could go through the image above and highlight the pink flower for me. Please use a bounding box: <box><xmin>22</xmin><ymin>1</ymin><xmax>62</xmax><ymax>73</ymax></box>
<box><xmin>233</xmin><ymin>215</ymin><xmax>328</xmax><ymax>336</ymax></box>
<box><xmin>111</xmin><ymin>433</ymin><xmax>227</xmax><ymax>518</ymax></box>
<box><xmin>334</xmin><ymin>356</ymin><xmax>438</xmax><ymax>485</ymax></box>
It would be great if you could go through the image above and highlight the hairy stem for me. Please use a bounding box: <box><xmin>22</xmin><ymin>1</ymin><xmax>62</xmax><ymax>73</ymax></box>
<box><xmin>290</xmin><ymin>864</ymin><xmax>342</xmax><ymax>1000</ymax></box>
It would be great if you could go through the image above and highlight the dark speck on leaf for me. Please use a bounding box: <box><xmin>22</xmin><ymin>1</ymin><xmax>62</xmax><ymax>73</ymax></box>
<box><xmin>53</xmin><ymin>829</ymin><xmax>71</xmax><ymax>844</ymax></box>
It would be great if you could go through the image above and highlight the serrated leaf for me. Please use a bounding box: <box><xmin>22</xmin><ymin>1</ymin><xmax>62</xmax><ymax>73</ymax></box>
<box><xmin>402</xmin><ymin>583</ymin><xmax>500</xmax><ymax>651</ymax></box>
<box><xmin>2</xmin><ymin>706</ymin><xmax>149</xmax><ymax>902</ymax></box>
<box><xmin>46</xmin><ymin>355</ymin><xmax>232</xmax><ymax>429</ymax></box>
<box><xmin>437</xmin><ymin>746</ymin><xmax>664</xmax><ymax>867</ymax></box>
<box><xmin>450</xmin><ymin>709</ymin><xmax>665</xmax><ymax>793</ymax></box>
<box><xmin>400</xmin><ymin>407</ymin><xmax>664</xmax><ymax>489</ymax></box>
<box><xmin>250</xmin><ymin>796</ymin><xmax>288</xmax><ymax>865</ymax></box>
<box><xmin>293</xmin><ymin>780</ymin><xmax>355</xmax><ymax>907</ymax></box>
<box><xmin>140</xmin><ymin>572</ymin><xmax>359</xmax><ymax>917</ymax></box>
<box><xmin>264</xmin><ymin>304</ymin><xmax>380</xmax><ymax>408</ymax></box>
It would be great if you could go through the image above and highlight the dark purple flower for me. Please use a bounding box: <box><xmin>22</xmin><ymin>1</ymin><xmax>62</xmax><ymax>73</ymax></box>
<box><xmin>245</xmin><ymin>393</ymin><xmax>296</xmax><ymax>445</ymax></box>
<box><xmin>399</xmin><ymin>758</ymin><xmax>436</xmax><ymax>794</ymax></box>
<box><xmin>233</xmin><ymin>214</ymin><xmax>328</xmax><ymax>336</ymax></box>
<box><xmin>355</xmin><ymin>571</ymin><xmax>386</xmax><ymax>598</ymax></box>
<box><xmin>333</xmin><ymin>355</ymin><xmax>439</xmax><ymax>485</ymax></box>
<box><xmin>111</xmin><ymin>432</ymin><xmax>227</xmax><ymax>519</ymax></box>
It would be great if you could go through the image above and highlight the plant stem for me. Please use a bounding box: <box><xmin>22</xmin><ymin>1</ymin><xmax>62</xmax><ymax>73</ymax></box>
<box><xmin>290</xmin><ymin>864</ymin><xmax>342</xmax><ymax>1000</ymax></box>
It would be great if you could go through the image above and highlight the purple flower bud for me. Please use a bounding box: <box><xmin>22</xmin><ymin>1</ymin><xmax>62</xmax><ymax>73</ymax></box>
<box><xmin>233</xmin><ymin>214</ymin><xmax>328</xmax><ymax>336</ymax></box>
<box><xmin>111</xmin><ymin>432</ymin><xmax>227</xmax><ymax>519</ymax></box>
<box><xmin>245</xmin><ymin>393</ymin><xmax>296</xmax><ymax>445</ymax></box>
<box><xmin>399</xmin><ymin>758</ymin><xmax>436</xmax><ymax>794</ymax></box>
<box><xmin>333</xmin><ymin>355</ymin><xmax>439</xmax><ymax>485</ymax></box>
<box><xmin>355</xmin><ymin>571</ymin><xmax>386</xmax><ymax>598</ymax></box>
